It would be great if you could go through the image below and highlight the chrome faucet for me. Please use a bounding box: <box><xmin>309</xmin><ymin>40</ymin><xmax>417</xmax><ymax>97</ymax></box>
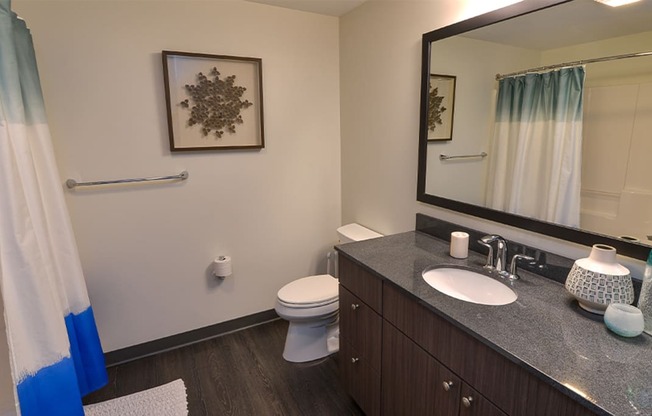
<box><xmin>508</xmin><ymin>254</ymin><xmax>535</xmax><ymax>281</ymax></box>
<box><xmin>479</xmin><ymin>235</ymin><xmax>535</xmax><ymax>280</ymax></box>
<box><xmin>479</xmin><ymin>235</ymin><xmax>508</xmax><ymax>273</ymax></box>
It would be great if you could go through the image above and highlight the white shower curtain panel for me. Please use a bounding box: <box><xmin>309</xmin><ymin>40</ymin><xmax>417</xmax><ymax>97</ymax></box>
<box><xmin>0</xmin><ymin>1</ymin><xmax>107</xmax><ymax>415</ymax></box>
<box><xmin>486</xmin><ymin>67</ymin><xmax>585</xmax><ymax>227</ymax></box>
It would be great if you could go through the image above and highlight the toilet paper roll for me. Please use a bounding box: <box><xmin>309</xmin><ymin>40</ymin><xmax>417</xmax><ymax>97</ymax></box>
<box><xmin>212</xmin><ymin>256</ymin><xmax>232</xmax><ymax>277</ymax></box>
<box><xmin>450</xmin><ymin>231</ymin><xmax>469</xmax><ymax>259</ymax></box>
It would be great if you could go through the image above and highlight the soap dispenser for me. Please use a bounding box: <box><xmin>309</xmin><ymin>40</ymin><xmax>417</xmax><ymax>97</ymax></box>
<box><xmin>637</xmin><ymin>250</ymin><xmax>652</xmax><ymax>335</ymax></box>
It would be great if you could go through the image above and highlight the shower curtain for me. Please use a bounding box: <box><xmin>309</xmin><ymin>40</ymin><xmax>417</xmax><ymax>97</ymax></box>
<box><xmin>0</xmin><ymin>1</ymin><xmax>107</xmax><ymax>415</ymax></box>
<box><xmin>485</xmin><ymin>67</ymin><xmax>585</xmax><ymax>227</ymax></box>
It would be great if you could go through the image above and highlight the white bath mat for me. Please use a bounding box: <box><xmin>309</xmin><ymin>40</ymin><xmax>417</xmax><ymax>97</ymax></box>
<box><xmin>84</xmin><ymin>379</ymin><xmax>188</xmax><ymax>416</ymax></box>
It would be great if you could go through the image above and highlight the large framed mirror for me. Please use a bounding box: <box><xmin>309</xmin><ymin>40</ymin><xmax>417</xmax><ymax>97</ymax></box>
<box><xmin>418</xmin><ymin>0</ymin><xmax>652</xmax><ymax>260</ymax></box>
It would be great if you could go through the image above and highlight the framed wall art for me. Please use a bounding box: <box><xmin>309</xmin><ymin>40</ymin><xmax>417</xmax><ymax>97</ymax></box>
<box><xmin>162</xmin><ymin>51</ymin><xmax>264</xmax><ymax>151</ymax></box>
<box><xmin>427</xmin><ymin>74</ymin><xmax>456</xmax><ymax>141</ymax></box>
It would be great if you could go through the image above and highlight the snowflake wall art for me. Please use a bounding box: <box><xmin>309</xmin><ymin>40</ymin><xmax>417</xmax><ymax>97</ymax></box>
<box><xmin>163</xmin><ymin>51</ymin><xmax>264</xmax><ymax>151</ymax></box>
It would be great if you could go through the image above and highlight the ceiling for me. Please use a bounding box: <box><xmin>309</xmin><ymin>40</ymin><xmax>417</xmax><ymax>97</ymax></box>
<box><xmin>462</xmin><ymin>0</ymin><xmax>652</xmax><ymax>50</ymax></box>
<box><xmin>244</xmin><ymin>0</ymin><xmax>367</xmax><ymax>16</ymax></box>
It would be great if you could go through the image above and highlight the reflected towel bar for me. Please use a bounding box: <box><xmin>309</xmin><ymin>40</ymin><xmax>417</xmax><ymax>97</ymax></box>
<box><xmin>66</xmin><ymin>171</ymin><xmax>189</xmax><ymax>189</ymax></box>
<box><xmin>439</xmin><ymin>152</ymin><xmax>487</xmax><ymax>161</ymax></box>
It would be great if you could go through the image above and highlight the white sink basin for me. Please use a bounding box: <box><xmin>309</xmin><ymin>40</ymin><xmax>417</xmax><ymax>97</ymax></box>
<box><xmin>422</xmin><ymin>267</ymin><xmax>517</xmax><ymax>306</ymax></box>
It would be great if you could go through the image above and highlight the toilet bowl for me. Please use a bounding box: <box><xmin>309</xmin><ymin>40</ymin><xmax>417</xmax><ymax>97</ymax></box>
<box><xmin>275</xmin><ymin>223</ymin><xmax>382</xmax><ymax>363</ymax></box>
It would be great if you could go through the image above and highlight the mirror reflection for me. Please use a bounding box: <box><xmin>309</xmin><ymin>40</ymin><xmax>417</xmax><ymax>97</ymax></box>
<box><xmin>423</xmin><ymin>0</ymin><xmax>652</xmax><ymax>247</ymax></box>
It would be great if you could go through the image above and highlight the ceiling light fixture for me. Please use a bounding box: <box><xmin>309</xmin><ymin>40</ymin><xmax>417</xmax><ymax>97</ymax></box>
<box><xmin>594</xmin><ymin>0</ymin><xmax>641</xmax><ymax>7</ymax></box>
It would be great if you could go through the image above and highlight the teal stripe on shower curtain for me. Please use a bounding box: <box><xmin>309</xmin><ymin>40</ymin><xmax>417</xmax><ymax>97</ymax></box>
<box><xmin>0</xmin><ymin>7</ymin><xmax>46</xmax><ymax>124</ymax></box>
<box><xmin>495</xmin><ymin>66</ymin><xmax>585</xmax><ymax>123</ymax></box>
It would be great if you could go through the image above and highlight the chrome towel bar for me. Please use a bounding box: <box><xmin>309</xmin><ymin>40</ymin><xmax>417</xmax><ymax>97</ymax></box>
<box><xmin>439</xmin><ymin>152</ymin><xmax>487</xmax><ymax>161</ymax></box>
<box><xmin>66</xmin><ymin>170</ymin><xmax>189</xmax><ymax>189</ymax></box>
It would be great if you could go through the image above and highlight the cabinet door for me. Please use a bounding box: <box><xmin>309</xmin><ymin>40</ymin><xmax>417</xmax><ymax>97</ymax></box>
<box><xmin>459</xmin><ymin>382</ymin><xmax>507</xmax><ymax>416</ymax></box>
<box><xmin>340</xmin><ymin>340</ymin><xmax>381</xmax><ymax>416</ymax></box>
<box><xmin>382</xmin><ymin>321</ymin><xmax>460</xmax><ymax>416</ymax></box>
<box><xmin>339</xmin><ymin>285</ymin><xmax>382</xmax><ymax>416</ymax></box>
<box><xmin>339</xmin><ymin>286</ymin><xmax>382</xmax><ymax>371</ymax></box>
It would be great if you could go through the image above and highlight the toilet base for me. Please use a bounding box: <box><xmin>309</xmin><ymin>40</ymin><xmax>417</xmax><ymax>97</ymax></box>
<box><xmin>282</xmin><ymin>314</ymin><xmax>339</xmax><ymax>363</ymax></box>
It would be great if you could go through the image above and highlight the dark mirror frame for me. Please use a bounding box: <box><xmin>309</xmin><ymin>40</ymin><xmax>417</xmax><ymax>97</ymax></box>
<box><xmin>417</xmin><ymin>0</ymin><xmax>650</xmax><ymax>261</ymax></box>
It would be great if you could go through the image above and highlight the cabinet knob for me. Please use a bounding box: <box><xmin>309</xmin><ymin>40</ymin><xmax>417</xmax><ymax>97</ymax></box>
<box><xmin>462</xmin><ymin>396</ymin><xmax>473</xmax><ymax>408</ymax></box>
<box><xmin>351</xmin><ymin>303</ymin><xmax>360</xmax><ymax>310</ymax></box>
<box><xmin>442</xmin><ymin>381</ymin><xmax>454</xmax><ymax>392</ymax></box>
<box><xmin>351</xmin><ymin>357</ymin><xmax>359</xmax><ymax>364</ymax></box>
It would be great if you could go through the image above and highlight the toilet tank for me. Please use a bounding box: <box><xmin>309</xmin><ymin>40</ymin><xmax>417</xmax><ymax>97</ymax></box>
<box><xmin>337</xmin><ymin>223</ymin><xmax>383</xmax><ymax>243</ymax></box>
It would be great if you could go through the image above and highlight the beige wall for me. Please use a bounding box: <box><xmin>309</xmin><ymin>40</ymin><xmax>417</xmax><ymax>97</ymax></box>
<box><xmin>9</xmin><ymin>0</ymin><xmax>341</xmax><ymax>356</ymax></box>
<box><xmin>339</xmin><ymin>0</ymin><xmax>529</xmax><ymax>235</ymax></box>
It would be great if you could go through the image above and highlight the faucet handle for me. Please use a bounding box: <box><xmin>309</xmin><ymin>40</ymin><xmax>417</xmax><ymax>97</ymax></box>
<box><xmin>478</xmin><ymin>240</ymin><xmax>495</xmax><ymax>270</ymax></box>
<box><xmin>480</xmin><ymin>234</ymin><xmax>501</xmax><ymax>244</ymax></box>
<box><xmin>508</xmin><ymin>254</ymin><xmax>535</xmax><ymax>281</ymax></box>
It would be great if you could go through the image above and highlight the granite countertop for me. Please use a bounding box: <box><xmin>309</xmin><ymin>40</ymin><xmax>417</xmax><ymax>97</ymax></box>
<box><xmin>336</xmin><ymin>231</ymin><xmax>652</xmax><ymax>416</ymax></box>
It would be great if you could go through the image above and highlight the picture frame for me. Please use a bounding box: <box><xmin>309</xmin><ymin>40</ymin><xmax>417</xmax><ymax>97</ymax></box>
<box><xmin>427</xmin><ymin>74</ymin><xmax>456</xmax><ymax>141</ymax></box>
<box><xmin>162</xmin><ymin>51</ymin><xmax>264</xmax><ymax>151</ymax></box>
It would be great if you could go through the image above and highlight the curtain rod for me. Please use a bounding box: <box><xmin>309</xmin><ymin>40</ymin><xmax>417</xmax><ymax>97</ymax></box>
<box><xmin>495</xmin><ymin>50</ymin><xmax>652</xmax><ymax>81</ymax></box>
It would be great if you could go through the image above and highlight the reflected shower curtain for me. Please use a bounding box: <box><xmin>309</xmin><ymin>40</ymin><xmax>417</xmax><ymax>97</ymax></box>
<box><xmin>0</xmin><ymin>1</ymin><xmax>107</xmax><ymax>415</ymax></box>
<box><xmin>485</xmin><ymin>67</ymin><xmax>585</xmax><ymax>227</ymax></box>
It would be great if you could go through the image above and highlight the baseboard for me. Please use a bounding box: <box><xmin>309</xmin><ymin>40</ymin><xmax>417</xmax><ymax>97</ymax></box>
<box><xmin>104</xmin><ymin>309</ymin><xmax>279</xmax><ymax>366</ymax></box>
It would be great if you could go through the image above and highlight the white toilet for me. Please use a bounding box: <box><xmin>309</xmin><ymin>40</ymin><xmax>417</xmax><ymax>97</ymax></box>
<box><xmin>275</xmin><ymin>223</ymin><xmax>382</xmax><ymax>363</ymax></box>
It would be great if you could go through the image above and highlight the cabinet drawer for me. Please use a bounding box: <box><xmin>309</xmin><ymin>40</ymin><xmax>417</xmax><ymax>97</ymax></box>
<box><xmin>339</xmin><ymin>285</ymin><xmax>382</xmax><ymax>372</ymax></box>
<box><xmin>338</xmin><ymin>255</ymin><xmax>382</xmax><ymax>313</ymax></box>
<box><xmin>340</xmin><ymin>339</ymin><xmax>381</xmax><ymax>416</ymax></box>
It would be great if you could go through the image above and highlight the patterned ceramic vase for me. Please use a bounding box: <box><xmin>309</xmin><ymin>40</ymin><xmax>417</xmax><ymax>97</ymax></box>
<box><xmin>565</xmin><ymin>244</ymin><xmax>634</xmax><ymax>315</ymax></box>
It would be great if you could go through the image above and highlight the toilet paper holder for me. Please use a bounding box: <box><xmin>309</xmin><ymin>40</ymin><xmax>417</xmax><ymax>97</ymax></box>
<box><xmin>212</xmin><ymin>255</ymin><xmax>233</xmax><ymax>279</ymax></box>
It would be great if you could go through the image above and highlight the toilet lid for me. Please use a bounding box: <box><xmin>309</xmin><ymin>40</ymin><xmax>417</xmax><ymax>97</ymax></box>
<box><xmin>277</xmin><ymin>274</ymin><xmax>338</xmax><ymax>306</ymax></box>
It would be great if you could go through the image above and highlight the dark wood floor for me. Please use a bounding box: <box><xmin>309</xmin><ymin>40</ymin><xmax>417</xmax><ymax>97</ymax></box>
<box><xmin>84</xmin><ymin>319</ymin><xmax>364</xmax><ymax>415</ymax></box>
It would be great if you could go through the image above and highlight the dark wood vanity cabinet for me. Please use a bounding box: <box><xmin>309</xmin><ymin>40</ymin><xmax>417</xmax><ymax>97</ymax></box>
<box><xmin>339</xmin><ymin>255</ymin><xmax>598</xmax><ymax>416</ymax></box>
<box><xmin>338</xmin><ymin>257</ymin><xmax>382</xmax><ymax>416</ymax></box>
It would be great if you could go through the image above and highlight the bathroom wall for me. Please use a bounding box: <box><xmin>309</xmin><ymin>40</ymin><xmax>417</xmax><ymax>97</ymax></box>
<box><xmin>340</xmin><ymin>0</ymin><xmax>528</xmax><ymax>235</ymax></box>
<box><xmin>426</xmin><ymin>36</ymin><xmax>540</xmax><ymax>205</ymax></box>
<box><xmin>10</xmin><ymin>0</ymin><xmax>341</xmax><ymax>353</ymax></box>
<box><xmin>339</xmin><ymin>0</ymin><xmax>647</xmax><ymax>275</ymax></box>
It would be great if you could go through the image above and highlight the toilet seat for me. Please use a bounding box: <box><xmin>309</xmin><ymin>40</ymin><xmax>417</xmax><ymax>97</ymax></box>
<box><xmin>277</xmin><ymin>274</ymin><xmax>338</xmax><ymax>309</ymax></box>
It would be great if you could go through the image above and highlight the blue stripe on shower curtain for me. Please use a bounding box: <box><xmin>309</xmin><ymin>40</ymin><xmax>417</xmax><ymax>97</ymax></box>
<box><xmin>16</xmin><ymin>358</ymin><xmax>84</xmax><ymax>416</ymax></box>
<box><xmin>65</xmin><ymin>307</ymin><xmax>108</xmax><ymax>395</ymax></box>
<box><xmin>16</xmin><ymin>307</ymin><xmax>106</xmax><ymax>416</ymax></box>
